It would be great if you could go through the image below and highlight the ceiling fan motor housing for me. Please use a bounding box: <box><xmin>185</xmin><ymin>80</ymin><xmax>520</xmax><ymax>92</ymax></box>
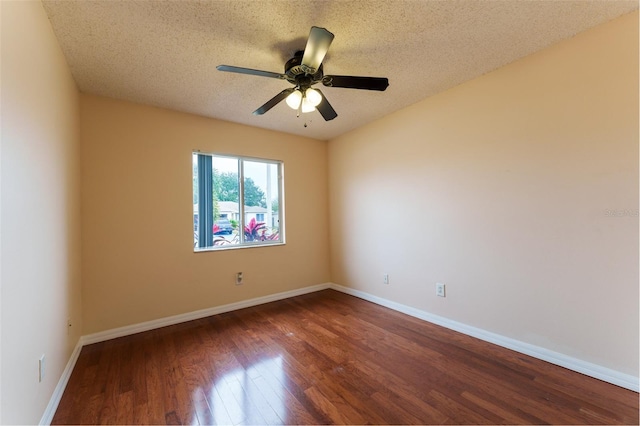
<box><xmin>285</xmin><ymin>51</ymin><xmax>323</xmax><ymax>88</ymax></box>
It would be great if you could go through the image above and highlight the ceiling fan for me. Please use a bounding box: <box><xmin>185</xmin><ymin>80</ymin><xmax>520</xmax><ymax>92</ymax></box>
<box><xmin>217</xmin><ymin>26</ymin><xmax>389</xmax><ymax>121</ymax></box>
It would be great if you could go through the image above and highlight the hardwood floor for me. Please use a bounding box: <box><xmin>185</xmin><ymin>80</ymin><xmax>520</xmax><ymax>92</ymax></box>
<box><xmin>52</xmin><ymin>289</ymin><xmax>639</xmax><ymax>425</ymax></box>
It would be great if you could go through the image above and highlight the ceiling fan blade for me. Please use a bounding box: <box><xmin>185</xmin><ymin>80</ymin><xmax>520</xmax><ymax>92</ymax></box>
<box><xmin>322</xmin><ymin>75</ymin><xmax>389</xmax><ymax>91</ymax></box>
<box><xmin>253</xmin><ymin>88</ymin><xmax>296</xmax><ymax>115</ymax></box>
<box><xmin>217</xmin><ymin>65</ymin><xmax>286</xmax><ymax>80</ymax></box>
<box><xmin>301</xmin><ymin>27</ymin><xmax>334</xmax><ymax>75</ymax></box>
<box><xmin>315</xmin><ymin>89</ymin><xmax>337</xmax><ymax>121</ymax></box>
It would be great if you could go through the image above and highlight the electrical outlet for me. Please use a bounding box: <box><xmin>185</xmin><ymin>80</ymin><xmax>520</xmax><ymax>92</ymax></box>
<box><xmin>383</xmin><ymin>274</ymin><xmax>389</xmax><ymax>285</ymax></box>
<box><xmin>436</xmin><ymin>283</ymin><xmax>446</xmax><ymax>298</ymax></box>
<box><xmin>39</xmin><ymin>355</ymin><xmax>46</xmax><ymax>382</ymax></box>
<box><xmin>236</xmin><ymin>272</ymin><xmax>243</xmax><ymax>285</ymax></box>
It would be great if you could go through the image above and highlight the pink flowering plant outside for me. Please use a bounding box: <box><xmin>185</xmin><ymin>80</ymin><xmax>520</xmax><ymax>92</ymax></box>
<box><xmin>244</xmin><ymin>217</ymin><xmax>266</xmax><ymax>241</ymax></box>
<box><xmin>212</xmin><ymin>217</ymin><xmax>278</xmax><ymax>246</ymax></box>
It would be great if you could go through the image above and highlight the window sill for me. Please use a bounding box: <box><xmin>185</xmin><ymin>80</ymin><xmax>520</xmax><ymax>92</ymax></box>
<box><xmin>194</xmin><ymin>241</ymin><xmax>286</xmax><ymax>253</ymax></box>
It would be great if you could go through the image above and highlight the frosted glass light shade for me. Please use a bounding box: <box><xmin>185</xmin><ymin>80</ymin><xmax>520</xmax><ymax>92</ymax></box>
<box><xmin>301</xmin><ymin>97</ymin><xmax>316</xmax><ymax>113</ymax></box>
<box><xmin>285</xmin><ymin>90</ymin><xmax>302</xmax><ymax>109</ymax></box>
<box><xmin>305</xmin><ymin>88</ymin><xmax>322</xmax><ymax>106</ymax></box>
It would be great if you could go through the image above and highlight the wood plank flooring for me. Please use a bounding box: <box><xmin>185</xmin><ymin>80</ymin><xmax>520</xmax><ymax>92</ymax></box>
<box><xmin>52</xmin><ymin>289</ymin><xmax>639</xmax><ymax>424</ymax></box>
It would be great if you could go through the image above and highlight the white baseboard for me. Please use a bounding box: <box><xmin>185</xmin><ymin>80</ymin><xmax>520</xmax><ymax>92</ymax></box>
<box><xmin>39</xmin><ymin>339</ymin><xmax>83</xmax><ymax>425</ymax></box>
<box><xmin>328</xmin><ymin>283</ymin><xmax>639</xmax><ymax>392</ymax></box>
<box><xmin>82</xmin><ymin>283</ymin><xmax>331</xmax><ymax>345</ymax></box>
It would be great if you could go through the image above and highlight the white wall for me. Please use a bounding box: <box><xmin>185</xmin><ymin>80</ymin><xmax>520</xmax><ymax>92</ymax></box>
<box><xmin>0</xmin><ymin>1</ymin><xmax>83</xmax><ymax>423</ymax></box>
<box><xmin>328</xmin><ymin>12</ymin><xmax>639</xmax><ymax>377</ymax></box>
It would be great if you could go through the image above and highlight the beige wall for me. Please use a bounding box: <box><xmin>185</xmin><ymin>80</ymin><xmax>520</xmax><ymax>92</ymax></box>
<box><xmin>328</xmin><ymin>12</ymin><xmax>639</xmax><ymax>376</ymax></box>
<box><xmin>0</xmin><ymin>4</ymin><xmax>636</xmax><ymax>421</ymax></box>
<box><xmin>1</xmin><ymin>1</ymin><xmax>83</xmax><ymax>423</ymax></box>
<box><xmin>80</xmin><ymin>95</ymin><xmax>330</xmax><ymax>334</ymax></box>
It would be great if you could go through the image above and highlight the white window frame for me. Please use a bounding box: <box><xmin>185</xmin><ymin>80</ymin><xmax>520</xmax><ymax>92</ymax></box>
<box><xmin>193</xmin><ymin>151</ymin><xmax>285</xmax><ymax>251</ymax></box>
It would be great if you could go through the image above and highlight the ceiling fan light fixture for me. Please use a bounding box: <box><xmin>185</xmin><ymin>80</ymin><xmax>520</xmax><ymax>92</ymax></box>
<box><xmin>285</xmin><ymin>89</ymin><xmax>302</xmax><ymax>109</ymax></box>
<box><xmin>305</xmin><ymin>88</ymin><xmax>322</xmax><ymax>107</ymax></box>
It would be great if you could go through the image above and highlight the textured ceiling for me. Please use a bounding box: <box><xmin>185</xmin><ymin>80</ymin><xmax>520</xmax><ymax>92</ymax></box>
<box><xmin>42</xmin><ymin>0</ymin><xmax>637</xmax><ymax>141</ymax></box>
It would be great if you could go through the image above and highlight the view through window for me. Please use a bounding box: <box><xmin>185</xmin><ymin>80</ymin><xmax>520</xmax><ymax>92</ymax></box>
<box><xmin>193</xmin><ymin>152</ymin><xmax>283</xmax><ymax>250</ymax></box>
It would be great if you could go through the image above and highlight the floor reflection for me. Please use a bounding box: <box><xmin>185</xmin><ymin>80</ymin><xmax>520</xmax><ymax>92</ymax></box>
<box><xmin>193</xmin><ymin>355</ymin><xmax>286</xmax><ymax>425</ymax></box>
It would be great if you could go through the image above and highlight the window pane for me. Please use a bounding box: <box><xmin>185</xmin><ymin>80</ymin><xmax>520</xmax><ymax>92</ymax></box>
<box><xmin>192</xmin><ymin>153</ymin><xmax>199</xmax><ymax>247</ymax></box>
<box><xmin>193</xmin><ymin>152</ymin><xmax>283</xmax><ymax>251</ymax></box>
<box><xmin>243</xmin><ymin>160</ymin><xmax>281</xmax><ymax>243</ymax></box>
<box><xmin>194</xmin><ymin>154</ymin><xmax>214</xmax><ymax>248</ymax></box>
<box><xmin>212</xmin><ymin>156</ymin><xmax>240</xmax><ymax>247</ymax></box>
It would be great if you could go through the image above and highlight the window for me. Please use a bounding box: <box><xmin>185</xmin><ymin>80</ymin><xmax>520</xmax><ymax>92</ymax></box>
<box><xmin>193</xmin><ymin>152</ymin><xmax>283</xmax><ymax>250</ymax></box>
